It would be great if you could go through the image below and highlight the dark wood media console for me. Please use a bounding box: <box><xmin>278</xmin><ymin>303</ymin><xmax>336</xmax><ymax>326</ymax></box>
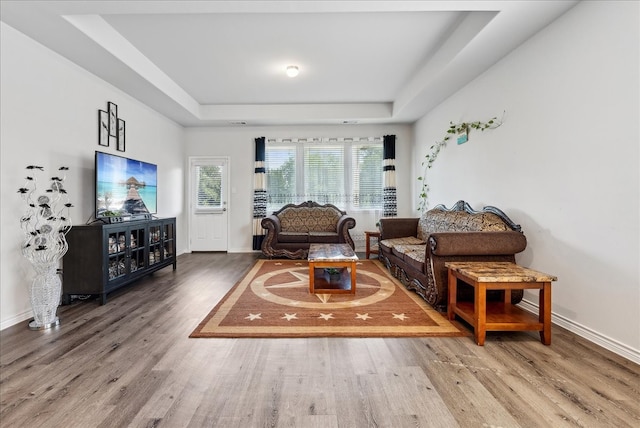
<box><xmin>62</xmin><ymin>217</ymin><xmax>176</xmax><ymax>305</ymax></box>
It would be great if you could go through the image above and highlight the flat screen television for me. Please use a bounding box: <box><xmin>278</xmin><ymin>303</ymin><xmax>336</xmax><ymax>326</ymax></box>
<box><xmin>95</xmin><ymin>151</ymin><xmax>157</xmax><ymax>219</ymax></box>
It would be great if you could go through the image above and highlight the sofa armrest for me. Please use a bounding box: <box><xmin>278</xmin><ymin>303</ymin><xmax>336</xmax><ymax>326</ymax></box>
<box><xmin>428</xmin><ymin>231</ymin><xmax>527</xmax><ymax>256</ymax></box>
<box><xmin>379</xmin><ymin>218</ymin><xmax>419</xmax><ymax>240</ymax></box>
<box><xmin>336</xmin><ymin>215</ymin><xmax>356</xmax><ymax>233</ymax></box>
<box><xmin>336</xmin><ymin>215</ymin><xmax>356</xmax><ymax>248</ymax></box>
<box><xmin>261</xmin><ymin>215</ymin><xmax>282</xmax><ymax>235</ymax></box>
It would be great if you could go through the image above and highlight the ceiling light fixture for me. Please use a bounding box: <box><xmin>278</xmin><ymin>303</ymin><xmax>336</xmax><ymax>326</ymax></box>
<box><xmin>286</xmin><ymin>65</ymin><xmax>299</xmax><ymax>78</ymax></box>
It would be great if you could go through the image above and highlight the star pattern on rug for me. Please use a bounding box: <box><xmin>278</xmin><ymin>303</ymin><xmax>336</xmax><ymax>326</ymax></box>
<box><xmin>281</xmin><ymin>313</ymin><xmax>298</xmax><ymax>321</ymax></box>
<box><xmin>356</xmin><ymin>313</ymin><xmax>372</xmax><ymax>320</ymax></box>
<box><xmin>318</xmin><ymin>313</ymin><xmax>334</xmax><ymax>320</ymax></box>
<box><xmin>245</xmin><ymin>313</ymin><xmax>262</xmax><ymax>321</ymax></box>
<box><xmin>392</xmin><ymin>313</ymin><xmax>408</xmax><ymax>321</ymax></box>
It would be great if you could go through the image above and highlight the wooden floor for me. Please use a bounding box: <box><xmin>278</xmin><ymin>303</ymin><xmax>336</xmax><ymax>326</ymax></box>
<box><xmin>1</xmin><ymin>253</ymin><xmax>638</xmax><ymax>428</ymax></box>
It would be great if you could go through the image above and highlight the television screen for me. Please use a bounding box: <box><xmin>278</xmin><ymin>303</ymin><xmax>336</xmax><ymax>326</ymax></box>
<box><xmin>95</xmin><ymin>151</ymin><xmax>157</xmax><ymax>218</ymax></box>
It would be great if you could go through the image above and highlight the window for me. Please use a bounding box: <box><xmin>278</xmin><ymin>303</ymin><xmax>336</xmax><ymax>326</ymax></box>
<box><xmin>265</xmin><ymin>138</ymin><xmax>383</xmax><ymax>213</ymax></box>
<box><xmin>352</xmin><ymin>143</ymin><xmax>383</xmax><ymax>209</ymax></box>
<box><xmin>194</xmin><ymin>163</ymin><xmax>223</xmax><ymax>212</ymax></box>
<box><xmin>264</xmin><ymin>144</ymin><xmax>297</xmax><ymax>208</ymax></box>
<box><xmin>303</xmin><ymin>143</ymin><xmax>345</xmax><ymax>206</ymax></box>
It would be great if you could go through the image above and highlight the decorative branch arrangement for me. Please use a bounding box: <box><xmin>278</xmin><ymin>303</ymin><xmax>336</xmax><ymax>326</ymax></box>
<box><xmin>417</xmin><ymin>113</ymin><xmax>504</xmax><ymax>211</ymax></box>
<box><xmin>17</xmin><ymin>165</ymin><xmax>73</xmax><ymax>329</ymax></box>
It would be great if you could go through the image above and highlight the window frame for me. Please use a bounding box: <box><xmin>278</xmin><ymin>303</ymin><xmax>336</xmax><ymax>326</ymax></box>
<box><xmin>265</xmin><ymin>137</ymin><xmax>383</xmax><ymax>213</ymax></box>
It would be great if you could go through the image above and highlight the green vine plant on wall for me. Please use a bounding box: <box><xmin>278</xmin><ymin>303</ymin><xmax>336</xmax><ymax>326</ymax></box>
<box><xmin>417</xmin><ymin>112</ymin><xmax>504</xmax><ymax>211</ymax></box>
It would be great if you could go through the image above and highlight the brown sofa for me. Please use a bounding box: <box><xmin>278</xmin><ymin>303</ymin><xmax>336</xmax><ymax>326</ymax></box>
<box><xmin>378</xmin><ymin>200</ymin><xmax>527</xmax><ymax>311</ymax></box>
<box><xmin>261</xmin><ymin>201</ymin><xmax>356</xmax><ymax>259</ymax></box>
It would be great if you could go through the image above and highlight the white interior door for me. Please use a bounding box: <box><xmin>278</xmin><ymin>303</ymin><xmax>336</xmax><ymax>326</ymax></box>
<box><xmin>189</xmin><ymin>157</ymin><xmax>229</xmax><ymax>252</ymax></box>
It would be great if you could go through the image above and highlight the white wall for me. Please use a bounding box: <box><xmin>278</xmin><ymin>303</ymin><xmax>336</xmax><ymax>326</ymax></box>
<box><xmin>0</xmin><ymin>23</ymin><xmax>187</xmax><ymax>329</ymax></box>
<box><xmin>185</xmin><ymin>124</ymin><xmax>413</xmax><ymax>252</ymax></box>
<box><xmin>412</xmin><ymin>1</ymin><xmax>639</xmax><ymax>361</ymax></box>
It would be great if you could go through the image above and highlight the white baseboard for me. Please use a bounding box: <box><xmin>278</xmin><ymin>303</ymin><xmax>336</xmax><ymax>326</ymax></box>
<box><xmin>519</xmin><ymin>299</ymin><xmax>640</xmax><ymax>365</ymax></box>
<box><xmin>0</xmin><ymin>309</ymin><xmax>32</xmax><ymax>331</ymax></box>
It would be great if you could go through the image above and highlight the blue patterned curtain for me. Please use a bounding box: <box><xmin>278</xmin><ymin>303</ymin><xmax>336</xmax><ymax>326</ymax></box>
<box><xmin>383</xmin><ymin>135</ymin><xmax>397</xmax><ymax>217</ymax></box>
<box><xmin>252</xmin><ymin>137</ymin><xmax>267</xmax><ymax>250</ymax></box>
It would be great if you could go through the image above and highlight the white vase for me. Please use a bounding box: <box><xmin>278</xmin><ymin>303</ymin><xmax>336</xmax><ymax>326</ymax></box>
<box><xmin>28</xmin><ymin>262</ymin><xmax>61</xmax><ymax>330</ymax></box>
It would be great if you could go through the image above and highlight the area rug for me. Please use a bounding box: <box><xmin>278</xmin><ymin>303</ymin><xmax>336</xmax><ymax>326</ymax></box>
<box><xmin>190</xmin><ymin>259</ymin><xmax>465</xmax><ymax>338</ymax></box>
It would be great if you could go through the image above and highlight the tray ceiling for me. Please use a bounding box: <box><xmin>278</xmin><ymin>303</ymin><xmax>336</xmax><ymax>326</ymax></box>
<box><xmin>0</xmin><ymin>1</ymin><xmax>578</xmax><ymax>126</ymax></box>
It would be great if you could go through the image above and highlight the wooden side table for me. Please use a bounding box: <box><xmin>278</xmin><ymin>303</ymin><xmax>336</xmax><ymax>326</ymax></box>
<box><xmin>364</xmin><ymin>231</ymin><xmax>380</xmax><ymax>259</ymax></box>
<box><xmin>445</xmin><ymin>262</ymin><xmax>557</xmax><ymax>346</ymax></box>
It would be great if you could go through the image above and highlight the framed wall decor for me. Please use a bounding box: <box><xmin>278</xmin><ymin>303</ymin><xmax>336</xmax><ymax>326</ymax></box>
<box><xmin>107</xmin><ymin>102</ymin><xmax>118</xmax><ymax>137</ymax></box>
<box><xmin>117</xmin><ymin>119</ymin><xmax>126</xmax><ymax>152</ymax></box>
<box><xmin>98</xmin><ymin>110</ymin><xmax>109</xmax><ymax>146</ymax></box>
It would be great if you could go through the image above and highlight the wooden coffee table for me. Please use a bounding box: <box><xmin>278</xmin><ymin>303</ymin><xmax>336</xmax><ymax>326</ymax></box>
<box><xmin>446</xmin><ymin>261</ymin><xmax>557</xmax><ymax>346</ymax></box>
<box><xmin>308</xmin><ymin>244</ymin><xmax>358</xmax><ymax>294</ymax></box>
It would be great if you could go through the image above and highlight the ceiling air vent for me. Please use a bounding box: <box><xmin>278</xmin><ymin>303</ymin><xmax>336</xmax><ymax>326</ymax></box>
<box><xmin>230</xmin><ymin>121</ymin><xmax>247</xmax><ymax>125</ymax></box>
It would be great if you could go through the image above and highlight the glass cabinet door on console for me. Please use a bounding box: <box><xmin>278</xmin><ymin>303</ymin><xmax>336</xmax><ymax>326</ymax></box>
<box><xmin>106</xmin><ymin>228</ymin><xmax>127</xmax><ymax>281</ymax></box>
<box><xmin>129</xmin><ymin>227</ymin><xmax>145</xmax><ymax>274</ymax></box>
<box><xmin>106</xmin><ymin>225</ymin><xmax>146</xmax><ymax>282</ymax></box>
<box><xmin>148</xmin><ymin>220</ymin><xmax>176</xmax><ymax>267</ymax></box>
<box><xmin>162</xmin><ymin>221</ymin><xmax>175</xmax><ymax>263</ymax></box>
<box><xmin>149</xmin><ymin>223</ymin><xmax>162</xmax><ymax>266</ymax></box>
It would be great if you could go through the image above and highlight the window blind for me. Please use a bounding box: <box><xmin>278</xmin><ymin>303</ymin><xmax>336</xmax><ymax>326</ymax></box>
<box><xmin>352</xmin><ymin>143</ymin><xmax>383</xmax><ymax>209</ymax></box>
<box><xmin>303</xmin><ymin>143</ymin><xmax>344</xmax><ymax>206</ymax></box>
<box><xmin>265</xmin><ymin>144</ymin><xmax>297</xmax><ymax>209</ymax></box>
<box><xmin>195</xmin><ymin>165</ymin><xmax>222</xmax><ymax>210</ymax></box>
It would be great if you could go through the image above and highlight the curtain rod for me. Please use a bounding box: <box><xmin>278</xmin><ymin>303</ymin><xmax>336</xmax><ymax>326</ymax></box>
<box><xmin>267</xmin><ymin>136</ymin><xmax>383</xmax><ymax>144</ymax></box>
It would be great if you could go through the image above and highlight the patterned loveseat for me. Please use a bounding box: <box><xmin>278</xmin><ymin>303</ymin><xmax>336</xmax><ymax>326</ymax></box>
<box><xmin>261</xmin><ymin>201</ymin><xmax>356</xmax><ymax>259</ymax></box>
<box><xmin>378</xmin><ymin>200</ymin><xmax>527</xmax><ymax>311</ymax></box>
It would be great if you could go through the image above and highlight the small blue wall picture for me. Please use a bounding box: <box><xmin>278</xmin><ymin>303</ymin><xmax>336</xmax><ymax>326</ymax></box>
<box><xmin>457</xmin><ymin>133</ymin><xmax>468</xmax><ymax>145</ymax></box>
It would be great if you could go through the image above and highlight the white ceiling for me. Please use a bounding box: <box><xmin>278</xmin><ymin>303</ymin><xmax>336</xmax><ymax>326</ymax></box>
<box><xmin>0</xmin><ymin>1</ymin><xmax>578</xmax><ymax>127</ymax></box>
